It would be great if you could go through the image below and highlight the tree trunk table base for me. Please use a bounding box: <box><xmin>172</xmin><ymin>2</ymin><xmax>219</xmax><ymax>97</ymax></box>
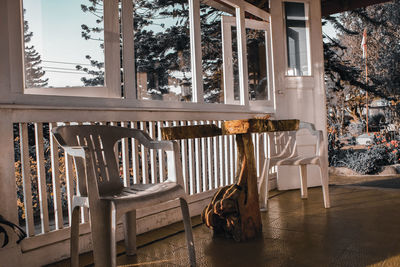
<box><xmin>161</xmin><ymin>119</ymin><xmax>299</xmax><ymax>242</ymax></box>
<box><xmin>201</xmin><ymin>134</ymin><xmax>262</xmax><ymax>241</ymax></box>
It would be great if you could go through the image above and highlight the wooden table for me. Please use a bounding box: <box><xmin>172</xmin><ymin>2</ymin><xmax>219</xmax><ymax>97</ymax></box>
<box><xmin>162</xmin><ymin>119</ymin><xmax>299</xmax><ymax>241</ymax></box>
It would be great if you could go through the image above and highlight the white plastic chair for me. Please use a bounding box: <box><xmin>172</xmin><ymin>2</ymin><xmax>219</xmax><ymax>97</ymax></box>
<box><xmin>52</xmin><ymin>125</ymin><xmax>196</xmax><ymax>267</ymax></box>
<box><xmin>258</xmin><ymin>122</ymin><xmax>330</xmax><ymax>211</ymax></box>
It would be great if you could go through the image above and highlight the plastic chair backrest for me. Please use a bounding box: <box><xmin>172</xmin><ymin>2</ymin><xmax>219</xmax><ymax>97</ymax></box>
<box><xmin>52</xmin><ymin>125</ymin><xmax>161</xmax><ymax>196</ymax></box>
<box><xmin>268</xmin><ymin>131</ymin><xmax>298</xmax><ymax>158</ymax></box>
<box><xmin>267</xmin><ymin>121</ymin><xmax>320</xmax><ymax>159</ymax></box>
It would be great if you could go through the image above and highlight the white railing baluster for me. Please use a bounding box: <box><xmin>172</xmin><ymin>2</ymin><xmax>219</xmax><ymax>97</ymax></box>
<box><xmin>165</xmin><ymin>121</ymin><xmax>173</xmax><ymax>182</ymax></box>
<box><xmin>187</xmin><ymin>121</ymin><xmax>195</xmax><ymax>195</ymax></box>
<box><xmin>229</xmin><ymin>134</ymin><xmax>234</xmax><ymax>184</ymax></box>
<box><xmin>224</xmin><ymin>128</ymin><xmax>230</xmax><ymax>186</ymax></box>
<box><xmin>212</xmin><ymin>120</ymin><xmax>219</xmax><ymax>188</ymax></box>
<box><xmin>19</xmin><ymin>123</ymin><xmax>35</xmax><ymax>236</ymax></box>
<box><xmin>64</xmin><ymin>122</ymin><xmax>74</xmax><ymax>226</ymax></box>
<box><xmin>140</xmin><ymin>121</ymin><xmax>148</xmax><ymax>184</ymax></box>
<box><xmin>149</xmin><ymin>121</ymin><xmax>157</xmax><ymax>183</ymax></box>
<box><xmin>258</xmin><ymin>133</ymin><xmax>265</xmax><ymax>179</ymax></box>
<box><xmin>253</xmin><ymin>133</ymin><xmax>258</xmax><ymax>177</ymax></box>
<box><xmin>49</xmin><ymin>123</ymin><xmax>64</xmax><ymax>230</ymax></box>
<box><xmin>34</xmin><ymin>123</ymin><xmax>50</xmax><ymax>233</ymax></box>
<box><xmin>157</xmin><ymin>121</ymin><xmax>166</xmax><ymax>182</ymax></box>
<box><xmin>180</xmin><ymin>121</ymin><xmax>189</xmax><ymax>193</ymax></box>
<box><xmin>200</xmin><ymin>121</ymin><xmax>207</xmax><ymax>192</ymax></box>
<box><xmin>121</xmin><ymin>122</ymin><xmax>131</xmax><ymax>187</ymax></box>
<box><xmin>206</xmin><ymin>121</ymin><xmax>213</xmax><ymax>190</ymax></box>
<box><xmin>131</xmin><ymin>122</ymin><xmax>139</xmax><ymax>184</ymax></box>
<box><xmin>218</xmin><ymin>121</ymin><xmax>225</xmax><ymax>186</ymax></box>
<box><xmin>194</xmin><ymin>121</ymin><xmax>201</xmax><ymax>193</ymax></box>
<box><xmin>234</xmin><ymin>135</ymin><xmax>238</xmax><ymax>178</ymax></box>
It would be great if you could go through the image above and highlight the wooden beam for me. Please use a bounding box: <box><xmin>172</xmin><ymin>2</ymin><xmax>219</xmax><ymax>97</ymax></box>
<box><xmin>222</xmin><ymin>119</ymin><xmax>299</xmax><ymax>134</ymax></box>
<box><xmin>161</xmin><ymin>124</ymin><xmax>222</xmax><ymax>140</ymax></box>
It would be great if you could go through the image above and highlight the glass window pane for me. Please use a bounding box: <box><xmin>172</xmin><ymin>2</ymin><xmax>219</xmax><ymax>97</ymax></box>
<box><xmin>233</xmin><ymin>27</ymin><xmax>269</xmax><ymax>101</ymax></box>
<box><xmin>22</xmin><ymin>0</ymin><xmax>105</xmax><ymax>88</ymax></box>
<box><xmin>247</xmin><ymin>29</ymin><xmax>268</xmax><ymax>100</ymax></box>
<box><xmin>284</xmin><ymin>2</ymin><xmax>310</xmax><ymax>76</ymax></box>
<box><xmin>134</xmin><ymin>0</ymin><xmax>192</xmax><ymax>101</ymax></box>
<box><xmin>200</xmin><ymin>4</ymin><xmax>235</xmax><ymax>103</ymax></box>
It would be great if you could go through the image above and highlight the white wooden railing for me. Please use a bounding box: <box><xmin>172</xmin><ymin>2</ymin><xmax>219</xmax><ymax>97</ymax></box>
<box><xmin>0</xmin><ymin>106</ymin><xmax>276</xmax><ymax>266</ymax></box>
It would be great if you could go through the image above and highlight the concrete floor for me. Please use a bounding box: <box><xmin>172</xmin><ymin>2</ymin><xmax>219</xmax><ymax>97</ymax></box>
<box><xmin>51</xmin><ymin>185</ymin><xmax>400</xmax><ymax>267</ymax></box>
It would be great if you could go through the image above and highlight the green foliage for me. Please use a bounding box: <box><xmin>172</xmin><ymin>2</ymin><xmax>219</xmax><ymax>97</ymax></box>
<box><xmin>343</xmin><ymin>147</ymin><xmax>388</xmax><ymax>174</ymax></box>
<box><xmin>329</xmin><ymin>132</ymin><xmax>400</xmax><ymax>174</ymax></box>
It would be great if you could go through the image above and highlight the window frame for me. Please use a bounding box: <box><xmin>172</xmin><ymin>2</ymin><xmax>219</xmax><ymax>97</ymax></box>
<box><xmin>7</xmin><ymin>0</ymin><xmax>274</xmax><ymax>114</ymax></box>
<box><xmin>20</xmin><ymin>0</ymin><xmax>121</xmax><ymax>98</ymax></box>
<box><xmin>222</xmin><ymin>16</ymin><xmax>274</xmax><ymax>109</ymax></box>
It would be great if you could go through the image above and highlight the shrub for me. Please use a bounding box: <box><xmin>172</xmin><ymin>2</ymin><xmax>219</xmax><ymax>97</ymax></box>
<box><xmin>329</xmin><ymin>129</ymin><xmax>400</xmax><ymax>175</ymax></box>
<box><xmin>343</xmin><ymin>147</ymin><xmax>389</xmax><ymax>175</ymax></box>
<box><xmin>328</xmin><ymin>131</ymin><xmax>344</xmax><ymax>166</ymax></box>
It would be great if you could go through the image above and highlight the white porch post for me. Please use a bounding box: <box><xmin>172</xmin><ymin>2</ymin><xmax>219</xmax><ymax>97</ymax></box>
<box><xmin>0</xmin><ymin>0</ymin><xmax>20</xmax><ymax>224</ymax></box>
<box><xmin>0</xmin><ymin>2</ymin><xmax>23</xmax><ymax>265</ymax></box>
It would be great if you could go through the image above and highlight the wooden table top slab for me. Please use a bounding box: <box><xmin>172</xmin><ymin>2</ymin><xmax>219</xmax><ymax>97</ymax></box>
<box><xmin>161</xmin><ymin>119</ymin><xmax>299</xmax><ymax>140</ymax></box>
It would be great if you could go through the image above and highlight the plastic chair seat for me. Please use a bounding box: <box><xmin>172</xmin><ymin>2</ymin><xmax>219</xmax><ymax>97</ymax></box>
<box><xmin>101</xmin><ymin>183</ymin><xmax>185</xmax><ymax>207</ymax></box>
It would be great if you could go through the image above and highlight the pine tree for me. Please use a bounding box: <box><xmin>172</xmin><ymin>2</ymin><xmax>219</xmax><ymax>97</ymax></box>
<box><xmin>324</xmin><ymin>1</ymin><xmax>400</xmax><ymax>100</ymax></box>
<box><xmin>75</xmin><ymin>0</ymin><xmax>105</xmax><ymax>86</ymax></box>
<box><xmin>24</xmin><ymin>15</ymin><xmax>48</xmax><ymax>88</ymax></box>
<box><xmin>323</xmin><ymin>1</ymin><xmax>400</xmax><ymax>130</ymax></box>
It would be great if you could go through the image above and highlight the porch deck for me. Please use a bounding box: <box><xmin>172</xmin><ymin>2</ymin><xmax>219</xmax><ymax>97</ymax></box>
<box><xmin>50</xmin><ymin>185</ymin><xmax>400</xmax><ymax>266</ymax></box>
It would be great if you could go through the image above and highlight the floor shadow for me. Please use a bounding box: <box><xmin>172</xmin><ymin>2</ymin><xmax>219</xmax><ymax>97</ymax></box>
<box><xmin>352</xmin><ymin>177</ymin><xmax>400</xmax><ymax>188</ymax></box>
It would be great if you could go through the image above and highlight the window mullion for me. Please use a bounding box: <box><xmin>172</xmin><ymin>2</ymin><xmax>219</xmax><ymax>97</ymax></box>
<box><xmin>189</xmin><ymin>0</ymin><xmax>204</xmax><ymax>103</ymax></box>
<box><xmin>236</xmin><ymin>7</ymin><xmax>249</xmax><ymax>107</ymax></box>
<box><xmin>10</xmin><ymin>0</ymin><xmax>24</xmax><ymax>95</ymax></box>
<box><xmin>121</xmin><ymin>0</ymin><xmax>136</xmax><ymax>99</ymax></box>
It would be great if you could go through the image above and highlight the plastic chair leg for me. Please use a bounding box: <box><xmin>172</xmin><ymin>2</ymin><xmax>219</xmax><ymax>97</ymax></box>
<box><xmin>109</xmin><ymin>205</ymin><xmax>118</xmax><ymax>267</ymax></box>
<box><xmin>70</xmin><ymin>205</ymin><xmax>80</xmax><ymax>267</ymax></box>
<box><xmin>90</xmin><ymin>203</ymin><xmax>114</xmax><ymax>267</ymax></box>
<box><xmin>299</xmin><ymin>165</ymin><xmax>308</xmax><ymax>199</ymax></box>
<box><xmin>179</xmin><ymin>198</ymin><xmax>196</xmax><ymax>267</ymax></box>
<box><xmin>123</xmin><ymin>210</ymin><xmax>137</xmax><ymax>256</ymax></box>
<box><xmin>319</xmin><ymin>164</ymin><xmax>331</xmax><ymax>208</ymax></box>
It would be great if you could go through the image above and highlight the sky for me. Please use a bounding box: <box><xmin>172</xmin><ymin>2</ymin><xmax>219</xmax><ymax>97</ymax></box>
<box><xmin>23</xmin><ymin>0</ymin><xmax>104</xmax><ymax>87</ymax></box>
<box><xmin>322</xmin><ymin>19</ymin><xmax>338</xmax><ymax>39</ymax></box>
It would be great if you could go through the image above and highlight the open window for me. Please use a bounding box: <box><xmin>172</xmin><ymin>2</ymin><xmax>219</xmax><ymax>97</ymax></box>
<box><xmin>222</xmin><ymin>16</ymin><xmax>274</xmax><ymax>108</ymax></box>
<box><xmin>21</xmin><ymin>0</ymin><xmax>120</xmax><ymax>98</ymax></box>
